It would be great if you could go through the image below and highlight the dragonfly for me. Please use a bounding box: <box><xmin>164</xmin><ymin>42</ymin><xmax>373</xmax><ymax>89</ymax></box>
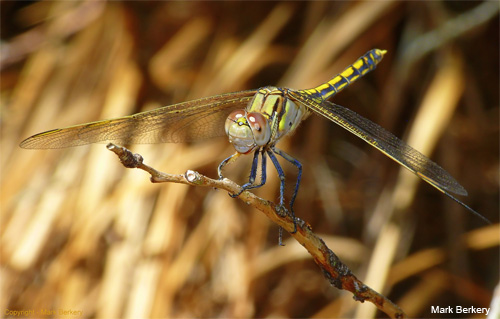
<box><xmin>20</xmin><ymin>49</ymin><xmax>490</xmax><ymax>235</ymax></box>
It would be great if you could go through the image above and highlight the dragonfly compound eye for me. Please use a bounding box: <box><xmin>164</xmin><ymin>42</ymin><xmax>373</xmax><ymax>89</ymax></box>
<box><xmin>225</xmin><ymin>110</ymin><xmax>246</xmax><ymax>133</ymax></box>
<box><xmin>225</xmin><ymin>110</ymin><xmax>257</xmax><ymax>154</ymax></box>
<box><xmin>247</xmin><ymin>112</ymin><xmax>271</xmax><ymax>147</ymax></box>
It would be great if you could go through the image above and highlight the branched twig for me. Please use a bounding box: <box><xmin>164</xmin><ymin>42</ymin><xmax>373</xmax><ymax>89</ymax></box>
<box><xmin>106</xmin><ymin>143</ymin><xmax>407</xmax><ymax>319</ymax></box>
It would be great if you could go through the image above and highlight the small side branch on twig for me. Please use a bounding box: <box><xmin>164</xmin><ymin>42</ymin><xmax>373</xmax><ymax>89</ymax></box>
<box><xmin>106</xmin><ymin>143</ymin><xmax>406</xmax><ymax>319</ymax></box>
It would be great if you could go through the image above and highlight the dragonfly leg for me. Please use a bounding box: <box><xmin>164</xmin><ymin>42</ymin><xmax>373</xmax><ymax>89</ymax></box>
<box><xmin>266</xmin><ymin>149</ymin><xmax>286</xmax><ymax>208</ymax></box>
<box><xmin>272</xmin><ymin>147</ymin><xmax>302</xmax><ymax>225</ymax></box>
<box><xmin>231</xmin><ymin>149</ymin><xmax>267</xmax><ymax>198</ymax></box>
<box><xmin>267</xmin><ymin>149</ymin><xmax>294</xmax><ymax>245</ymax></box>
<box><xmin>218</xmin><ymin>152</ymin><xmax>241</xmax><ymax>179</ymax></box>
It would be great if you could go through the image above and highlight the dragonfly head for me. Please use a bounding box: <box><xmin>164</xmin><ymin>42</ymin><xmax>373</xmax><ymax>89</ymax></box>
<box><xmin>225</xmin><ymin>110</ymin><xmax>271</xmax><ymax>154</ymax></box>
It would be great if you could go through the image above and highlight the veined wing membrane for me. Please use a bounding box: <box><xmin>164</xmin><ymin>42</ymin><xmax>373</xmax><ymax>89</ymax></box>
<box><xmin>20</xmin><ymin>90</ymin><xmax>257</xmax><ymax>149</ymax></box>
<box><xmin>290</xmin><ymin>91</ymin><xmax>467</xmax><ymax>196</ymax></box>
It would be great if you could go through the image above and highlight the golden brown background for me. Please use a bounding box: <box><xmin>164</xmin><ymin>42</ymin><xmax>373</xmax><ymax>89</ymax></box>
<box><xmin>1</xmin><ymin>1</ymin><xmax>499</xmax><ymax>318</ymax></box>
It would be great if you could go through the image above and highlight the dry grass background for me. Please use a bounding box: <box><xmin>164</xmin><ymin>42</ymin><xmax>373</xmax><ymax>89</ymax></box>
<box><xmin>1</xmin><ymin>1</ymin><xmax>499</xmax><ymax>318</ymax></box>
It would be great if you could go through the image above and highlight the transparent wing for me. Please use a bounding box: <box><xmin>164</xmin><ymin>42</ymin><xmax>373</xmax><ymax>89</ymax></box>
<box><xmin>290</xmin><ymin>90</ymin><xmax>467</xmax><ymax>196</ymax></box>
<box><xmin>20</xmin><ymin>90</ymin><xmax>257</xmax><ymax>149</ymax></box>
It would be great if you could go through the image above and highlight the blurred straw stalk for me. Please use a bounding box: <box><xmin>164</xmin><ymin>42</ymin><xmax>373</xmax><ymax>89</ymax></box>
<box><xmin>2</xmin><ymin>1</ymin><xmax>498</xmax><ymax>318</ymax></box>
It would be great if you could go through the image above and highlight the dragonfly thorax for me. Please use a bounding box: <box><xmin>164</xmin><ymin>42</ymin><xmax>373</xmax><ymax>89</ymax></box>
<box><xmin>225</xmin><ymin>86</ymin><xmax>308</xmax><ymax>154</ymax></box>
<box><xmin>225</xmin><ymin>110</ymin><xmax>271</xmax><ymax>154</ymax></box>
<box><xmin>248</xmin><ymin>86</ymin><xmax>309</xmax><ymax>141</ymax></box>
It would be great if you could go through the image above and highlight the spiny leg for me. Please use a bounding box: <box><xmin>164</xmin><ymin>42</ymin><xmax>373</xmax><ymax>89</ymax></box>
<box><xmin>231</xmin><ymin>149</ymin><xmax>268</xmax><ymax>198</ymax></box>
<box><xmin>272</xmin><ymin>146</ymin><xmax>302</xmax><ymax>225</ymax></box>
<box><xmin>267</xmin><ymin>149</ymin><xmax>293</xmax><ymax>245</ymax></box>
<box><xmin>218</xmin><ymin>152</ymin><xmax>242</xmax><ymax>179</ymax></box>
<box><xmin>266</xmin><ymin>149</ymin><xmax>286</xmax><ymax>207</ymax></box>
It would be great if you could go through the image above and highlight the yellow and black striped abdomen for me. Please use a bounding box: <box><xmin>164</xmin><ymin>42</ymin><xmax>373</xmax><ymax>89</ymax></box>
<box><xmin>300</xmin><ymin>49</ymin><xmax>386</xmax><ymax>102</ymax></box>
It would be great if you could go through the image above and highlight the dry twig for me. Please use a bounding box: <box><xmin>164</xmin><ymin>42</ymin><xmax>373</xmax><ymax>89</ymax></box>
<box><xmin>107</xmin><ymin>143</ymin><xmax>407</xmax><ymax>319</ymax></box>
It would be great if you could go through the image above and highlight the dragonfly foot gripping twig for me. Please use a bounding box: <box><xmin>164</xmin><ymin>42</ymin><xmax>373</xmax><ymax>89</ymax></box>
<box><xmin>106</xmin><ymin>143</ymin><xmax>407</xmax><ymax>319</ymax></box>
